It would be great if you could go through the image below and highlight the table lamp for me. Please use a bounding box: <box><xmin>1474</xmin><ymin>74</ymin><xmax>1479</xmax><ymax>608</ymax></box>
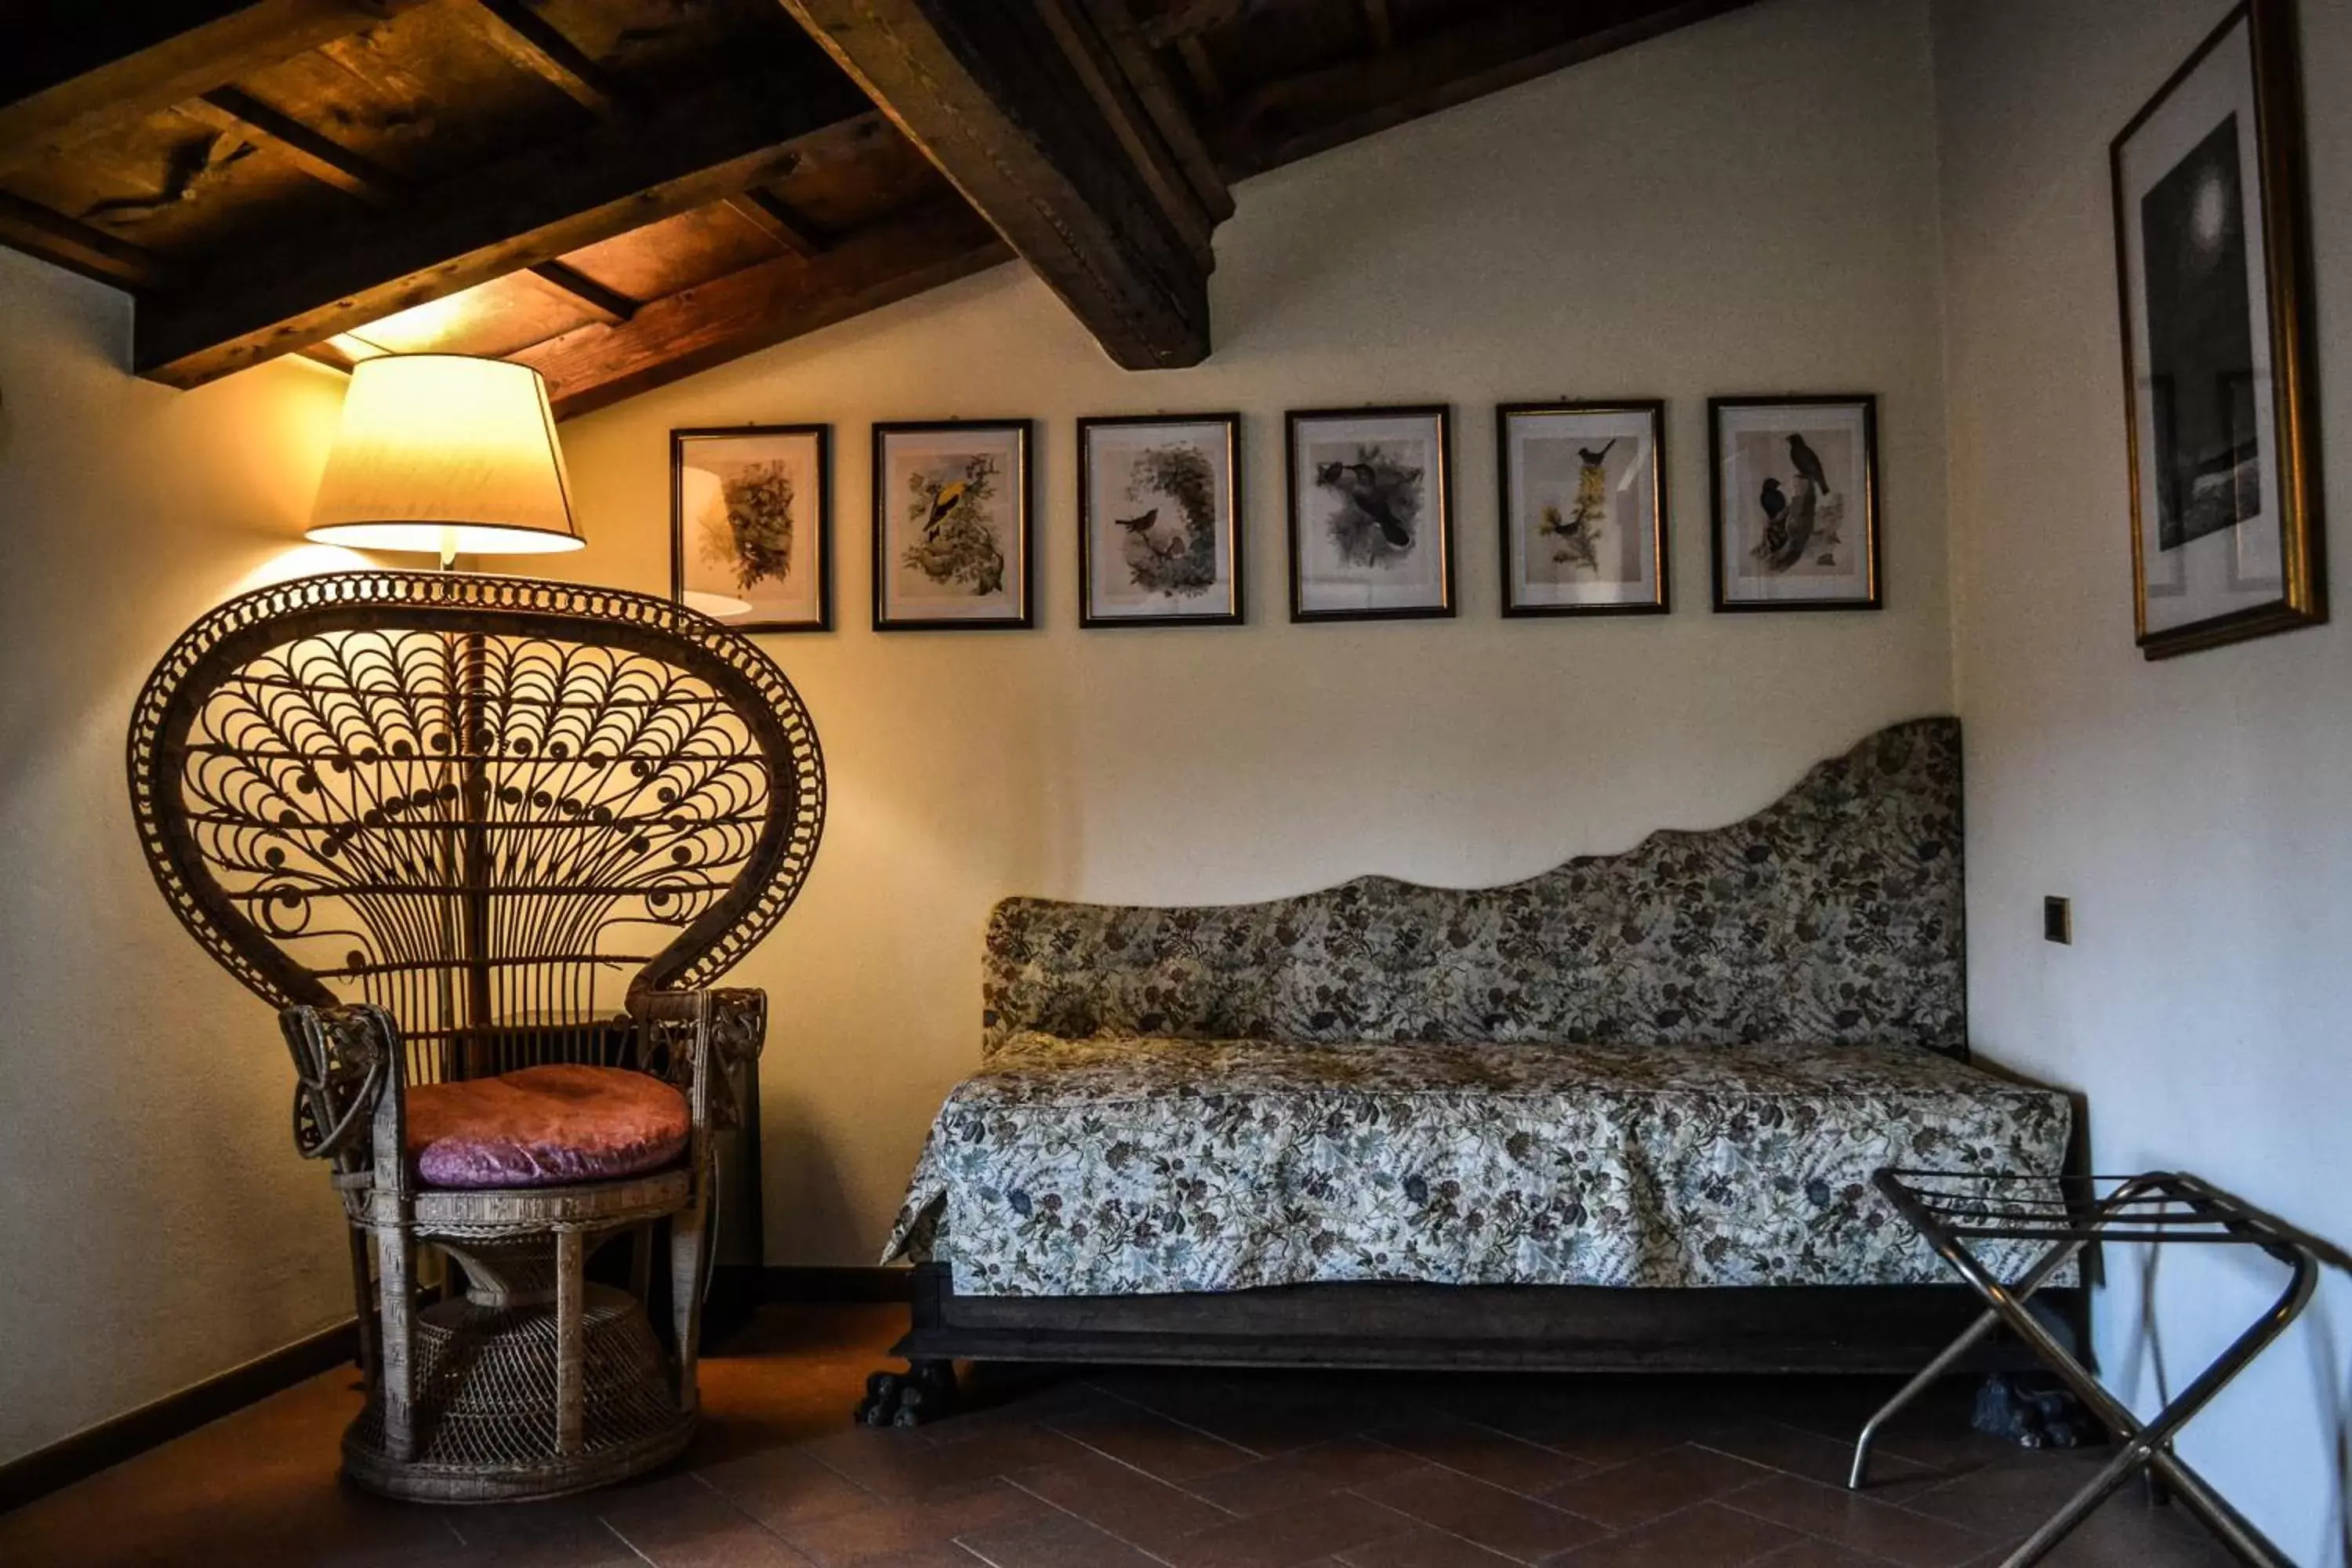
<box><xmin>307</xmin><ymin>354</ymin><xmax>584</xmax><ymax>568</ymax></box>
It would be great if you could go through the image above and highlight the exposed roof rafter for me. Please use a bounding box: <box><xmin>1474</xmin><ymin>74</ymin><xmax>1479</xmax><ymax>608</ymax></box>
<box><xmin>135</xmin><ymin>58</ymin><xmax>871</xmax><ymax>387</ymax></box>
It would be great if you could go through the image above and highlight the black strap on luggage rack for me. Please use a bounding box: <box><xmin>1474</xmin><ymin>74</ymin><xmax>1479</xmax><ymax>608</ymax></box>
<box><xmin>1849</xmin><ymin>1167</ymin><xmax>2318</xmax><ymax>1568</ymax></box>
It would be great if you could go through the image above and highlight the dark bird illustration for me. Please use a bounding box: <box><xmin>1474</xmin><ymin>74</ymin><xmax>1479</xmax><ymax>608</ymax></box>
<box><xmin>1786</xmin><ymin>433</ymin><xmax>1829</xmax><ymax>491</ymax></box>
<box><xmin>1766</xmin><ymin>484</ymin><xmax>1818</xmax><ymax>571</ymax></box>
<box><xmin>1758</xmin><ymin>477</ymin><xmax>1789</xmax><ymax>558</ymax></box>
<box><xmin>921</xmin><ymin>478</ymin><xmax>971</xmax><ymax>541</ymax></box>
<box><xmin>1112</xmin><ymin>507</ymin><xmax>1160</xmax><ymax>535</ymax></box>
<box><xmin>1577</xmin><ymin>438</ymin><xmax>1620</xmax><ymax>467</ymax></box>
<box><xmin>1335</xmin><ymin>461</ymin><xmax>1416</xmax><ymax>548</ymax></box>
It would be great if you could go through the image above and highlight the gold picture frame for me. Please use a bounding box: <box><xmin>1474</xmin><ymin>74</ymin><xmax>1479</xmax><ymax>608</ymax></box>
<box><xmin>2111</xmin><ymin>0</ymin><xmax>2325</xmax><ymax>659</ymax></box>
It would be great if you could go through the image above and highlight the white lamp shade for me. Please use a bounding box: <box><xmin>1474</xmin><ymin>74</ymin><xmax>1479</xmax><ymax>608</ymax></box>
<box><xmin>307</xmin><ymin>354</ymin><xmax>583</xmax><ymax>557</ymax></box>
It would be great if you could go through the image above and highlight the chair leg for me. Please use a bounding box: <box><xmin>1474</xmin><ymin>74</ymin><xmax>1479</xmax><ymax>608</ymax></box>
<box><xmin>347</xmin><ymin>1229</ymin><xmax>379</xmax><ymax>1392</ymax></box>
<box><xmin>375</xmin><ymin>1227</ymin><xmax>416</xmax><ymax>1463</ymax></box>
<box><xmin>670</xmin><ymin>1199</ymin><xmax>708</xmax><ymax>1414</ymax></box>
<box><xmin>555</xmin><ymin>1229</ymin><xmax>586</xmax><ymax>1457</ymax></box>
<box><xmin>629</xmin><ymin>1221</ymin><xmax>654</xmax><ymax>1306</ymax></box>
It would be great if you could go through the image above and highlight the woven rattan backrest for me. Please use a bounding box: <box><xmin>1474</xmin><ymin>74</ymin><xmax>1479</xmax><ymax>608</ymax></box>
<box><xmin>129</xmin><ymin>572</ymin><xmax>823</xmax><ymax>1083</ymax></box>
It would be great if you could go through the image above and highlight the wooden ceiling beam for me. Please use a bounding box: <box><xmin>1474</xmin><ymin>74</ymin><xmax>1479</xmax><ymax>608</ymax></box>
<box><xmin>0</xmin><ymin>190</ymin><xmax>171</xmax><ymax>289</ymax></box>
<box><xmin>0</xmin><ymin>0</ymin><xmax>432</xmax><ymax>176</ymax></box>
<box><xmin>726</xmin><ymin>190</ymin><xmax>826</xmax><ymax>260</ymax></box>
<box><xmin>777</xmin><ymin>0</ymin><xmax>1214</xmax><ymax>370</ymax></box>
<box><xmin>1074</xmin><ymin>0</ymin><xmax>1230</xmax><ymax>225</ymax></box>
<box><xmin>457</xmin><ymin>0</ymin><xmax>621</xmax><ymax>118</ymax></box>
<box><xmin>518</xmin><ymin>198</ymin><xmax>1011</xmax><ymax>419</ymax></box>
<box><xmin>1215</xmin><ymin>0</ymin><xmax>1759</xmax><ymax>177</ymax></box>
<box><xmin>524</xmin><ymin>259</ymin><xmax>637</xmax><ymax>323</ymax></box>
<box><xmin>134</xmin><ymin>55</ymin><xmax>870</xmax><ymax>387</ymax></box>
<box><xmin>186</xmin><ymin>85</ymin><xmax>408</xmax><ymax>205</ymax></box>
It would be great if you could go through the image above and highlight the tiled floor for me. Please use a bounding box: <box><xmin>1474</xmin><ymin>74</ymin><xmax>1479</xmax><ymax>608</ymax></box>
<box><xmin>0</xmin><ymin>1305</ymin><xmax>2238</xmax><ymax>1568</ymax></box>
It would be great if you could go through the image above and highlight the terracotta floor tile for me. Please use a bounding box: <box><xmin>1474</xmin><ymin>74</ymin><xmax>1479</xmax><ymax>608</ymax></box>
<box><xmin>1337</xmin><ymin>1524</ymin><xmax>1526</xmax><ymax>1566</ymax></box>
<box><xmin>772</xmin><ymin>1479</ymin><xmax>1047</xmax><ymax>1568</ymax></box>
<box><xmin>956</xmin><ymin>1509</ymin><xmax>1167</xmax><ymax>1567</ymax></box>
<box><xmin>1540</xmin><ymin>1501</ymin><xmax>1800</xmax><ymax>1568</ymax></box>
<box><xmin>1370</xmin><ymin>1416</ymin><xmax>1597</xmax><ymax>1496</ymax></box>
<box><xmin>1160</xmin><ymin>1491</ymin><xmax>1417</xmax><ymax>1568</ymax></box>
<box><xmin>1539</xmin><ymin>1444</ymin><xmax>1773</xmax><ymax>1530</ymax></box>
<box><xmin>1896</xmin><ymin>1449</ymin><xmax>2131</xmax><ymax>1538</ymax></box>
<box><xmin>1006</xmin><ymin>1446</ymin><xmax>1236</xmax><ymax>1550</ymax></box>
<box><xmin>0</xmin><ymin>1308</ymin><xmax>2241</xmax><ymax>1568</ymax></box>
<box><xmin>1370</xmin><ymin>1468</ymin><xmax>1608</xmax><ymax>1563</ymax></box>
<box><xmin>1185</xmin><ymin>1436</ymin><xmax>1437</xmax><ymax>1515</ymax></box>
<box><xmin>1047</xmin><ymin>1406</ymin><xmax>1258</xmax><ymax>1483</ymax></box>
<box><xmin>697</xmin><ymin>1445</ymin><xmax>886</xmax><ymax>1531</ymax></box>
<box><xmin>597</xmin><ymin>1472</ymin><xmax>815</xmax><ymax>1567</ymax></box>
<box><xmin>804</xmin><ymin>1424</ymin><xmax>1091</xmax><ymax>1502</ymax></box>
<box><xmin>1698</xmin><ymin>1422</ymin><xmax>1931</xmax><ymax>1490</ymax></box>
<box><xmin>1720</xmin><ymin>1474</ymin><xmax>1991</xmax><ymax>1568</ymax></box>
<box><xmin>1746</xmin><ymin>1539</ymin><xmax>1888</xmax><ymax>1567</ymax></box>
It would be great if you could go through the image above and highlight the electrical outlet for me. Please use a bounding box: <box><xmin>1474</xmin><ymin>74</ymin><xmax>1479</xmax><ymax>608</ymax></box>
<box><xmin>2043</xmin><ymin>896</ymin><xmax>2072</xmax><ymax>945</ymax></box>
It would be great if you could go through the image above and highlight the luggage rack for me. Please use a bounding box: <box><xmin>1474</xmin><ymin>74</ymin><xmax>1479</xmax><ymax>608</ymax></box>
<box><xmin>1849</xmin><ymin>1167</ymin><xmax>2319</xmax><ymax>1568</ymax></box>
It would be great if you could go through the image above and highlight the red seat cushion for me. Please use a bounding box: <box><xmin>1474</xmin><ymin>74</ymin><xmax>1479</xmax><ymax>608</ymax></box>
<box><xmin>405</xmin><ymin>1065</ymin><xmax>691</xmax><ymax>1189</ymax></box>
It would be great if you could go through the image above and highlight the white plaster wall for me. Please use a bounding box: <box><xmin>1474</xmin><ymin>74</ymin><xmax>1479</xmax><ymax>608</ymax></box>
<box><xmin>0</xmin><ymin>251</ymin><xmax>361</xmax><ymax>1464</ymax></box>
<box><xmin>1933</xmin><ymin>2</ymin><xmax>2352</xmax><ymax>1557</ymax></box>
<box><xmin>554</xmin><ymin>0</ymin><xmax>1956</xmax><ymax>1273</ymax></box>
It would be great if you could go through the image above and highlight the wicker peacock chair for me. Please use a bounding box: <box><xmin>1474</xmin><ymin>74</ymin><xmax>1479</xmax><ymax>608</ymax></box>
<box><xmin>127</xmin><ymin>570</ymin><xmax>823</xmax><ymax>1503</ymax></box>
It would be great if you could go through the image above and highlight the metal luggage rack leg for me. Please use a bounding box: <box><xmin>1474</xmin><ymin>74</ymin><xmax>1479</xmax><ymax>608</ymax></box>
<box><xmin>1849</xmin><ymin>1167</ymin><xmax>2320</xmax><ymax>1568</ymax></box>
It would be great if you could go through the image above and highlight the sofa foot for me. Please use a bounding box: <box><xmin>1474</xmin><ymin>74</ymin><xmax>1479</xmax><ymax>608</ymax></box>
<box><xmin>854</xmin><ymin>1361</ymin><xmax>959</xmax><ymax>1428</ymax></box>
<box><xmin>1972</xmin><ymin>1371</ymin><xmax>2102</xmax><ymax>1450</ymax></box>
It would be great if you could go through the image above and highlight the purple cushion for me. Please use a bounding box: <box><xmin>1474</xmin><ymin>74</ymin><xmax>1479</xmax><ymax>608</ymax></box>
<box><xmin>405</xmin><ymin>1065</ymin><xmax>691</xmax><ymax>1189</ymax></box>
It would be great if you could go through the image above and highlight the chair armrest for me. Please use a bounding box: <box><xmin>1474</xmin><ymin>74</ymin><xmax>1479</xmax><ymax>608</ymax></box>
<box><xmin>279</xmin><ymin>1003</ymin><xmax>401</xmax><ymax>1171</ymax></box>
<box><xmin>632</xmin><ymin>987</ymin><xmax>767</xmax><ymax>1134</ymax></box>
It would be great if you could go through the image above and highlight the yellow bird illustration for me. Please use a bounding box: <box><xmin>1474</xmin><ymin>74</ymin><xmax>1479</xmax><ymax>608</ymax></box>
<box><xmin>923</xmin><ymin>479</ymin><xmax>970</xmax><ymax>540</ymax></box>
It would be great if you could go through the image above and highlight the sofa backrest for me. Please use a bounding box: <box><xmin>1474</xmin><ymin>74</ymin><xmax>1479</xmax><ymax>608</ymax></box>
<box><xmin>982</xmin><ymin>718</ymin><xmax>1967</xmax><ymax>1059</ymax></box>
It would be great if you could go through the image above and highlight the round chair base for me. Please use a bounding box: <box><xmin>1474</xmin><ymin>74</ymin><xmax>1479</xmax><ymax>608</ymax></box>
<box><xmin>341</xmin><ymin>1283</ymin><xmax>695</xmax><ymax>1504</ymax></box>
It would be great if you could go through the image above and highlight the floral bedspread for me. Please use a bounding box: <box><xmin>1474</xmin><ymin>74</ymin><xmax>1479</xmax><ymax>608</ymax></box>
<box><xmin>884</xmin><ymin>1032</ymin><xmax>2072</xmax><ymax>1297</ymax></box>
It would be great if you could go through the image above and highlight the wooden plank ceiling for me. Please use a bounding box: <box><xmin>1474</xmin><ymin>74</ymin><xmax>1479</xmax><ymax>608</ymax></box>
<box><xmin>1</xmin><ymin>0</ymin><xmax>1753</xmax><ymax>419</ymax></box>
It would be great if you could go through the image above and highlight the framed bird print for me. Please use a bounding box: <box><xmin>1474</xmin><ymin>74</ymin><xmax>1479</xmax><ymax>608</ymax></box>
<box><xmin>1498</xmin><ymin>401</ymin><xmax>1668</xmax><ymax>616</ymax></box>
<box><xmin>670</xmin><ymin>424</ymin><xmax>831</xmax><ymax>633</ymax></box>
<box><xmin>873</xmin><ymin>419</ymin><xmax>1033</xmax><ymax>630</ymax></box>
<box><xmin>1709</xmin><ymin>395</ymin><xmax>1880</xmax><ymax>612</ymax></box>
<box><xmin>1285</xmin><ymin>405</ymin><xmax>1454</xmax><ymax>622</ymax></box>
<box><xmin>2111</xmin><ymin>0</ymin><xmax>2323</xmax><ymax>659</ymax></box>
<box><xmin>1078</xmin><ymin>414</ymin><xmax>1242</xmax><ymax>627</ymax></box>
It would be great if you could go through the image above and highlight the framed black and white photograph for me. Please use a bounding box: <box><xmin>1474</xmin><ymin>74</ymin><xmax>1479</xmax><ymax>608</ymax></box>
<box><xmin>2112</xmin><ymin>0</ymin><xmax>2323</xmax><ymax>659</ymax></box>
<box><xmin>1078</xmin><ymin>413</ymin><xmax>1242</xmax><ymax>627</ymax></box>
<box><xmin>670</xmin><ymin>424</ymin><xmax>830</xmax><ymax>632</ymax></box>
<box><xmin>873</xmin><ymin>419</ymin><xmax>1033</xmax><ymax>631</ymax></box>
<box><xmin>1285</xmin><ymin>405</ymin><xmax>1454</xmax><ymax>622</ymax></box>
<box><xmin>1498</xmin><ymin>401</ymin><xmax>1668</xmax><ymax>616</ymax></box>
<box><xmin>1710</xmin><ymin>395</ymin><xmax>1880</xmax><ymax>612</ymax></box>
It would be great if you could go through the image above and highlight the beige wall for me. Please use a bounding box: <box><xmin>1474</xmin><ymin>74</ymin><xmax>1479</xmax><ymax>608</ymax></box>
<box><xmin>554</xmin><ymin>0</ymin><xmax>1955</xmax><ymax>1270</ymax></box>
<box><xmin>0</xmin><ymin>250</ymin><xmax>362</xmax><ymax>1462</ymax></box>
<box><xmin>1934</xmin><ymin>1</ymin><xmax>2352</xmax><ymax>1556</ymax></box>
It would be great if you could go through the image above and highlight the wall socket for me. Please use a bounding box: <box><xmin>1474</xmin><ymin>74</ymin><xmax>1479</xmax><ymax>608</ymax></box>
<box><xmin>2043</xmin><ymin>896</ymin><xmax>2072</xmax><ymax>945</ymax></box>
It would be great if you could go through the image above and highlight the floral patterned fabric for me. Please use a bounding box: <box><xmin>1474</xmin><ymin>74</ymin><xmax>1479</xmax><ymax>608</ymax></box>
<box><xmin>885</xmin><ymin>1033</ymin><xmax>2070</xmax><ymax>1295</ymax></box>
<box><xmin>887</xmin><ymin>719</ymin><xmax>2068</xmax><ymax>1297</ymax></box>
<box><xmin>982</xmin><ymin>720</ymin><xmax>1968</xmax><ymax>1059</ymax></box>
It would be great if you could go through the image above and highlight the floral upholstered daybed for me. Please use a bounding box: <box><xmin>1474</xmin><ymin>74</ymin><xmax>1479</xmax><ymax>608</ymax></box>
<box><xmin>877</xmin><ymin>719</ymin><xmax>2078</xmax><ymax>1391</ymax></box>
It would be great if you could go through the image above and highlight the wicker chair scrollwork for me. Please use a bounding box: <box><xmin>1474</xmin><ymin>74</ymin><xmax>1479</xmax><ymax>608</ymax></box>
<box><xmin>127</xmin><ymin>571</ymin><xmax>824</xmax><ymax>1502</ymax></box>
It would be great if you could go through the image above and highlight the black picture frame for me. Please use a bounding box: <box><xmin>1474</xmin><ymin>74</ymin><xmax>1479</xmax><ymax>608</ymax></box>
<box><xmin>1708</xmin><ymin>394</ymin><xmax>1882</xmax><ymax>613</ymax></box>
<box><xmin>2111</xmin><ymin>0</ymin><xmax>2324</xmax><ymax>659</ymax></box>
<box><xmin>1076</xmin><ymin>412</ymin><xmax>1244</xmax><ymax>629</ymax></box>
<box><xmin>872</xmin><ymin>419</ymin><xmax>1035</xmax><ymax>632</ymax></box>
<box><xmin>1497</xmin><ymin>399</ymin><xmax>1670</xmax><ymax>618</ymax></box>
<box><xmin>1284</xmin><ymin>404</ymin><xmax>1455</xmax><ymax>623</ymax></box>
<box><xmin>669</xmin><ymin>423</ymin><xmax>833</xmax><ymax>633</ymax></box>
